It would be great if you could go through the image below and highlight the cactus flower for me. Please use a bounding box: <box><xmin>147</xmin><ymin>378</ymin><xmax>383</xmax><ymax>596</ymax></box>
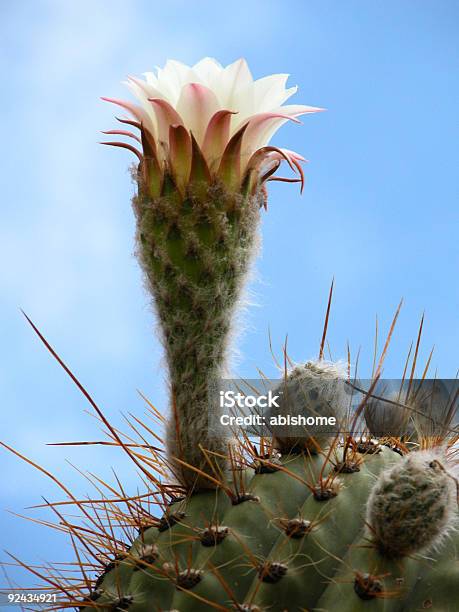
<box><xmin>102</xmin><ymin>57</ymin><xmax>321</xmax><ymax>198</ymax></box>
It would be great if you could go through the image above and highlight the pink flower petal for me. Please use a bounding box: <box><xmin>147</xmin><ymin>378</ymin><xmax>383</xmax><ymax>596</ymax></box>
<box><xmin>101</xmin><ymin>129</ymin><xmax>141</xmax><ymax>144</ymax></box>
<box><xmin>176</xmin><ymin>83</ymin><xmax>220</xmax><ymax>146</ymax></box>
<box><xmin>148</xmin><ymin>98</ymin><xmax>184</xmax><ymax>147</ymax></box>
<box><xmin>280</xmin><ymin>149</ymin><xmax>305</xmax><ymax>193</ymax></box>
<box><xmin>101</xmin><ymin>97</ymin><xmax>155</xmax><ymax>137</ymax></box>
<box><xmin>280</xmin><ymin>148</ymin><xmax>308</xmax><ymax>163</ymax></box>
<box><xmin>259</xmin><ymin>160</ymin><xmax>281</xmax><ymax>184</ymax></box>
<box><xmin>217</xmin><ymin>122</ymin><xmax>249</xmax><ymax>190</ymax></box>
<box><xmin>190</xmin><ymin>132</ymin><xmax>211</xmax><ymax>187</ymax></box>
<box><xmin>139</xmin><ymin>124</ymin><xmax>159</xmax><ymax>160</ymax></box>
<box><xmin>169</xmin><ymin>124</ymin><xmax>192</xmax><ymax>196</ymax></box>
<box><xmin>201</xmin><ymin>110</ymin><xmax>236</xmax><ymax>170</ymax></box>
<box><xmin>137</xmin><ymin>125</ymin><xmax>162</xmax><ymax>197</ymax></box>
<box><xmin>239</xmin><ymin>112</ymin><xmax>301</xmax><ymax>168</ymax></box>
<box><xmin>267</xmin><ymin>176</ymin><xmax>303</xmax><ymax>188</ymax></box>
<box><xmin>100</xmin><ymin>141</ymin><xmax>143</xmax><ymax>163</ymax></box>
<box><xmin>116</xmin><ymin>116</ymin><xmax>142</xmax><ymax>130</ymax></box>
<box><xmin>243</xmin><ymin>145</ymin><xmax>306</xmax><ymax>193</ymax></box>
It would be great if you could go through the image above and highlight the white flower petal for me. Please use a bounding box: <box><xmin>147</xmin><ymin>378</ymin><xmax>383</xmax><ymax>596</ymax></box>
<box><xmin>192</xmin><ymin>57</ymin><xmax>223</xmax><ymax>89</ymax></box>
<box><xmin>143</xmin><ymin>71</ymin><xmax>158</xmax><ymax>87</ymax></box>
<box><xmin>282</xmin><ymin>86</ymin><xmax>299</xmax><ymax>104</ymax></box>
<box><xmin>273</xmin><ymin>104</ymin><xmax>324</xmax><ymax>118</ymax></box>
<box><xmin>157</xmin><ymin>60</ymin><xmax>198</xmax><ymax>105</ymax></box>
<box><xmin>241</xmin><ymin>112</ymin><xmax>300</xmax><ymax>161</ymax></box>
<box><xmin>218</xmin><ymin>58</ymin><xmax>253</xmax><ymax>108</ymax></box>
<box><xmin>125</xmin><ymin>77</ymin><xmax>165</xmax><ymax>139</ymax></box>
<box><xmin>252</xmin><ymin>74</ymin><xmax>290</xmax><ymax>110</ymax></box>
<box><xmin>228</xmin><ymin>82</ymin><xmax>254</xmax><ymax>127</ymax></box>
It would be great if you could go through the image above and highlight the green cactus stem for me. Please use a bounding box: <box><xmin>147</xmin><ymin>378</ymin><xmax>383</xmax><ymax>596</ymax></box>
<box><xmin>134</xmin><ymin>177</ymin><xmax>261</xmax><ymax>490</ymax></box>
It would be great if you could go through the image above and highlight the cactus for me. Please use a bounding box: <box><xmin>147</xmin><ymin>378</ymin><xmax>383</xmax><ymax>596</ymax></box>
<box><xmin>100</xmin><ymin>58</ymin><xmax>319</xmax><ymax>490</ymax></box>
<box><xmin>269</xmin><ymin>359</ymin><xmax>348</xmax><ymax>454</ymax></box>
<box><xmin>134</xmin><ymin>178</ymin><xmax>262</xmax><ymax>490</ymax></box>
<box><xmin>4</xmin><ymin>58</ymin><xmax>459</xmax><ymax>612</ymax></box>
<box><xmin>73</xmin><ymin>443</ymin><xmax>459</xmax><ymax>611</ymax></box>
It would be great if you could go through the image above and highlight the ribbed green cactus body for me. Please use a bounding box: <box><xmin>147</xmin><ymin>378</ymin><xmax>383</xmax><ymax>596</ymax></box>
<box><xmin>316</xmin><ymin>524</ymin><xmax>459</xmax><ymax>612</ymax></box>
<box><xmin>133</xmin><ymin>181</ymin><xmax>261</xmax><ymax>488</ymax></box>
<box><xmin>82</xmin><ymin>445</ymin><xmax>458</xmax><ymax>611</ymax></box>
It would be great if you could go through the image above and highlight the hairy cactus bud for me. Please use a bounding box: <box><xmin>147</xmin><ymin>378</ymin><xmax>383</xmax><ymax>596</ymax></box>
<box><xmin>364</xmin><ymin>389</ymin><xmax>411</xmax><ymax>438</ymax></box>
<box><xmin>270</xmin><ymin>359</ymin><xmax>348</xmax><ymax>454</ymax></box>
<box><xmin>366</xmin><ymin>450</ymin><xmax>457</xmax><ymax>558</ymax></box>
<box><xmin>364</xmin><ymin>379</ymin><xmax>452</xmax><ymax>441</ymax></box>
<box><xmin>408</xmin><ymin>379</ymin><xmax>452</xmax><ymax>438</ymax></box>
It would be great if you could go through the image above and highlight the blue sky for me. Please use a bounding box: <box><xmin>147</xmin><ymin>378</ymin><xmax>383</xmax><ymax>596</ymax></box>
<box><xmin>1</xmin><ymin>0</ymin><xmax>458</xmax><ymax>588</ymax></box>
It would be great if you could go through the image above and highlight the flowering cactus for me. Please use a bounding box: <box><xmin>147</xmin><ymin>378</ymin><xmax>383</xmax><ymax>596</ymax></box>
<box><xmin>102</xmin><ymin>58</ymin><xmax>321</xmax><ymax>490</ymax></box>
<box><xmin>4</xmin><ymin>58</ymin><xmax>459</xmax><ymax>612</ymax></box>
